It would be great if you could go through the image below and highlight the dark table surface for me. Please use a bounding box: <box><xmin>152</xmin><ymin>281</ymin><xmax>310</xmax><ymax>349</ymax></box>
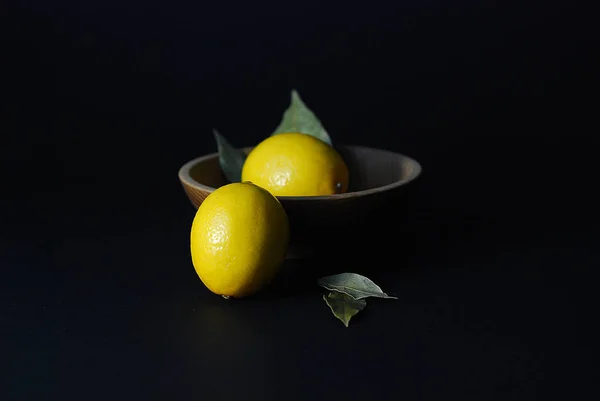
<box><xmin>2</xmin><ymin>1</ymin><xmax>598</xmax><ymax>400</ymax></box>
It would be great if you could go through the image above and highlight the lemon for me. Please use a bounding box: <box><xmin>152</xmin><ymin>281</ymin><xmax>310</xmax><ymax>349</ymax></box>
<box><xmin>241</xmin><ymin>132</ymin><xmax>349</xmax><ymax>197</ymax></box>
<box><xmin>190</xmin><ymin>182</ymin><xmax>290</xmax><ymax>298</ymax></box>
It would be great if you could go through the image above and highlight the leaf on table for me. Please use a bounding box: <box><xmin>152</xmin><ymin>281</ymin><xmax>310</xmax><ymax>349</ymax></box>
<box><xmin>213</xmin><ymin>129</ymin><xmax>246</xmax><ymax>183</ymax></box>
<box><xmin>318</xmin><ymin>273</ymin><xmax>398</xmax><ymax>300</ymax></box>
<box><xmin>323</xmin><ymin>292</ymin><xmax>367</xmax><ymax>327</ymax></box>
<box><xmin>271</xmin><ymin>89</ymin><xmax>333</xmax><ymax>146</ymax></box>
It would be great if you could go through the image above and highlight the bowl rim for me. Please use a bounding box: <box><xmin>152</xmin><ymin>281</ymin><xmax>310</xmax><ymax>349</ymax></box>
<box><xmin>178</xmin><ymin>144</ymin><xmax>422</xmax><ymax>201</ymax></box>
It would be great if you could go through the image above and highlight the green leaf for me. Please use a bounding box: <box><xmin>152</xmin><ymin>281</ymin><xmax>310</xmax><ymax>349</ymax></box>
<box><xmin>317</xmin><ymin>273</ymin><xmax>398</xmax><ymax>300</ymax></box>
<box><xmin>213</xmin><ymin>129</ymin><xmax>246</xmax><ymax>183</ymax></box>
<box><xmin>323</xmin><ymin>292</ymin><xmax>367</xmax><ymax>327</ymax></box>
<box><xmin>272</xmin><ymin>89</ymin><xmax>333</xmax><ymax>146</ymax></box>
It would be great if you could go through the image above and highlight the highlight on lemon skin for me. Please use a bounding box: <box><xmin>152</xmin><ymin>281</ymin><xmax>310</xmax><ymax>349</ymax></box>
<box><xmin>241</xmin><ymin>132</ymin><xmax>349</xmax><ymax>197</ymax></box>
<box><xmin>189</xmin><ymin>181</ymin><xmax>290</xmax><ymax>298</ymax></box>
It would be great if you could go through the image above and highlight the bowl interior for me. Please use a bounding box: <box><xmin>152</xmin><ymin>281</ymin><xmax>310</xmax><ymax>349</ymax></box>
<box><xmin>187</xmin><ymin>154</ymin><xmax>226</xmax><ymax>189</ymax></box>
<box><xmin>336</xmin><ymin>146</ymin><xmax>420</xmax><ymax>193</ymax></box>
<box><xmin>182</xmin><ymin>145</ymin><xmax>421</xmax><ymax>198</ymax></box>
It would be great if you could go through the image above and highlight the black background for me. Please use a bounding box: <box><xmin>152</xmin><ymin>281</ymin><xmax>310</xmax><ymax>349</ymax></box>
<box><xmin>2</xmin><ymin>1</ymin><xmax>598</xmax><ymax>400</ymax></box>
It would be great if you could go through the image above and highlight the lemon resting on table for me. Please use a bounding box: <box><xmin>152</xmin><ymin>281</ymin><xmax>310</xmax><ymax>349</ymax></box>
<box><xmin>190</xmin><ymin>181</ymin><xmax>290</xmax><ymax>298</ymax></box>
<box><xmin>241</xmin><ymin>132</ymin><xmax>349</xmax><ymax>197</ymax></box>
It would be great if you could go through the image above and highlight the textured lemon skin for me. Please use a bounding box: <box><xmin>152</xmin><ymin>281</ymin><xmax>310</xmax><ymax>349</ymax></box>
<box><xmin>190</xmin><ymin>182</ymin><xmax>290</xmax><ymax>298</ymax></box>
<box><xmin>241</xmin><ymin>133</ymin><xmax>349</xmax><ymax>197</ymax></box>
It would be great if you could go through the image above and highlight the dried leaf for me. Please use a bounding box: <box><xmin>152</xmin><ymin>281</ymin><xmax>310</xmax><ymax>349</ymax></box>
<box><xmin>271</xmin><ymin>89</ymin><xmax>333</xmax><ymax>146</ymax></box>
<box><xmin>323</xmin><ymin>292</ymin><xmax>366</xmax><ymax>327</ymax></box>
<box><xmin>318</xmin><ymin>273</ymin><xmax>398</xmax><ymax>300</ymax></box>
<box><xmin>213</xmin><ymin>129</ymin><xmax>246</xmax><ymax>183</ymax></box>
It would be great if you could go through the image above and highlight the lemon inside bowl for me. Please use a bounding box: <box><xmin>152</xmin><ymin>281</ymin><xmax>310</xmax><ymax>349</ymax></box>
<box><xmin>179</xmin><ymin>144</ymin><xmax>422</xmax><ymax>258</ymax></box>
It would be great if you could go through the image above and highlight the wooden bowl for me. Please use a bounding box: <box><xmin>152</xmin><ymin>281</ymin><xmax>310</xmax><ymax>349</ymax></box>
<box><xmin>178</xmin><ymin>145</ymin><xmax>422</xmax><ymax>258</ymax></box>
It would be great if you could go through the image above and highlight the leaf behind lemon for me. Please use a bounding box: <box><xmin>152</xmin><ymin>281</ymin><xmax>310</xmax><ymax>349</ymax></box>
<box><xmin>213</xmin><ymin>129</ymin><xmax>246</xmax><ymax>183</ymax></box>
<box><xmin>318</xmin><ymin>273</ymin><xmax>398</xmax><ymax>300</ymax></box>
<box><xmin>323</xmin><ymin>292</ymin><xmax>366</xmax><ymax>327</ymax></box>
<box><xmin>271</xmin><ymin>89</ymin><xmax>333</xmax><ymax>146</ymax></box>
